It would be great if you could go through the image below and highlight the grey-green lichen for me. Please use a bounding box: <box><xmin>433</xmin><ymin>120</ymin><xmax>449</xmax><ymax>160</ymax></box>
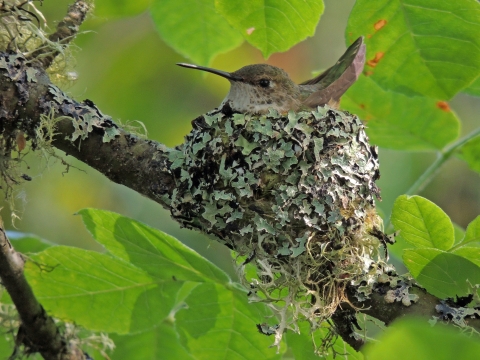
<box><xmin>433</xmin><ymin>300</ymin><xmax>480</xmax><ymax>328</ymax></box>
<box><xmin>0</xmin><ymin>51</ymin><xmax>119</xmax><ymax>222</ymax></box>
<box><xmin>167</xmin><ymin>105</ymin><xmax>385</xmax><ymax>347</ymax></box>
<box><xmin>47</xmin><ymin>85</ymin><xmax>121</xmax><ymax>143</ymax></box>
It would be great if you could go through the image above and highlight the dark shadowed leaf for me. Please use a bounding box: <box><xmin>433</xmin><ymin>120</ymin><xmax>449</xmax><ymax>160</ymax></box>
<box><xmin>403</xmin><ymin>248</ymin><xmax>480</xmax><ymax>298</ymax></box>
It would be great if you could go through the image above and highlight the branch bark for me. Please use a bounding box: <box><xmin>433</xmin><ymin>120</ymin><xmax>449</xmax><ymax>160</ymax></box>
<box><xmin>29</xmin><ymin>0</ymin><xmax>92</xmax><ymax>69</ymax></box>
<box><xmin>0</xmin><ymin>52</ymin><xmax>175</xmax><ymax>205</ymax></box>
<box><xmin>0</xmin><ymin>223</ymin><xmax>85</xmax><ymax>359</ymax></box>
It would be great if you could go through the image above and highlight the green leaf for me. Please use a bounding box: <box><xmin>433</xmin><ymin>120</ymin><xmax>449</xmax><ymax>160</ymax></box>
<box><xmin>111</xmin><ymin>323</ymin><xmax>195</xmax><ymax>360</ymax></box>
<box><xmin>457</xmin><ymin>136</ymin><xmax>480</xmax><ymax>174</ymax></box>
<box><xmin>6</xmin><ymin>231</ymin><xmax>53</xmax><ymax>253</ymax></box>
<box><xmin>403</xmin><ymin>248</ymin><xmax>480</xmax><ymax>298</ymax></box>
<box><xmin>391</xmin><ymin>195</ymin><xmax>455</xmax><ymax>250</ymax></box>
<box><xmin>455</xmin><ymin>216</ymin><xmax>480</xmax><ymax>248</ymax></box>
<box><xmin>463</xmin><ymin>76</ymin><xmax>480</xmax><ymax>96</ymax></box>
<box><xmin>464</xmin><ymin>216</ymin><xmax>480</xmax><ymax>246</ymax></box>
<box><xmin>176</xmin><ymin>283</ymin><xmax>282</xmax><ymax>359</ymax></box>
<box><xmin>0</xmin><ymin>334</ymin><xmax>14</xmax><ymax>359</ymax></box>
<box><xmin>286</xmin><ymin>321</ymin><xmax>363</xmax><ymax>359</ymax></box>
<box><xmin>453</xmin><ymin>223</ymin><xmax>466</xmax><ymax>246</ymax></box>
<box><xmin>95</xmin><ymin>0</ymin><xmax>152</xmax><ymax>18</ymax></box>
<box><xmin>78</xmin><ymin>208</ymin><xmax>230</xmax><ymax>284</ymax></box>
<box><xmin>347</xmin><ymin>0</ymin><xmax>480</xmax><ymax>99</ymax></box>
<box><xmin>111</xmin><ymin>283</ymin><xmax>282</xmax><ymax>360</ymax></box>
<box><xmin>215</xmin><ymin>0</ymin><xmax>324</xmax><ymax>58</ymax></box>
<box><xmin>150</xmin><ymin>0</ymin><xmax>243</xmax><ymax>65</ymax></box>
<box><xmin>364</xmin><ymin>318</ymin><xmax>480</xmax><ymax>360</ymax></box>
<box><xmin>25</xmin><ymin>247</ymin><xmax>183</xmax><ymax>333</ymax></box>
<box><xmin>342</xmin><ymin>77</ymin><xmax>460</xmax><ymax>150</ymax></box>
<box><xmin>25</xmin><ymin>208</ymin><xmax>282</xmax><ymax>356</ymax></box>
<box><xmin>451</xmin><ymin>247</ymin><xmax>480</xmax><ymax>268</ymax></box>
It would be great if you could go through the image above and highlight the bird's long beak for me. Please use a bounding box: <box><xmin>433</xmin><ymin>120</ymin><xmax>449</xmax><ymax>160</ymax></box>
<box><xmin>177</xmin><ymin>63</ymin><xmax>242</xmax><ymax>81</ymax></box>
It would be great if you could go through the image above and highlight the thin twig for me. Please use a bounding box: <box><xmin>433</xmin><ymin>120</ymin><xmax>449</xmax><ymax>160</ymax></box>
<box><xmin>0</xmin><ymin>223</ymin><xmax>85</xmax><ymax>359</ymax></box>
<box><xmin>28</xmin><ymin>0</ymin><xmax>91</xmax><ymax>69</ymax></box>
<box><xmin>406</xmin><ymin>127</ymin><xmax>480</xmax><ymax>196</ymax></box>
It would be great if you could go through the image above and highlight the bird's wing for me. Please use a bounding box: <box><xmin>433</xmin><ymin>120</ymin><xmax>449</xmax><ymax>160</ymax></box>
<box><xmin>301</xmin><ymin>36</ymin><xmax>365</xmax><ymax>108</ymax></box>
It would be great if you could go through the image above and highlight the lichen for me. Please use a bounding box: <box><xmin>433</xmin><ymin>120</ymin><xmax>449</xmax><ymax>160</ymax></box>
<box><xmin>0</xmin><ymin>0</ymin><xmax>90</xmax><ymax>88</ymax></box>
<box><xmin>46</xmin><ymin>85</ymin><xmax>121</xmax><ymax>143</ymax></box>
<box><xmin>167</xmin><ymin>105</ymin><xmax>385</xmax><ymax>347</ymax></box>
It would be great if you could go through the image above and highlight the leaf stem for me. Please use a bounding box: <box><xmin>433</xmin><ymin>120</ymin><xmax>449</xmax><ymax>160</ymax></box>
<box><xmin>406</xmin><ymin>127</ymin><xmax>480</xmax><ymax>195</ymax></box>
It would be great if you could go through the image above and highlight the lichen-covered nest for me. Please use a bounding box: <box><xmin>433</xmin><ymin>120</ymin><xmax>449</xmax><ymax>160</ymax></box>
<box><xmin>167</xmin><ymin>105</ymin><xmax>383</xmax><ymax>345</ymax></box>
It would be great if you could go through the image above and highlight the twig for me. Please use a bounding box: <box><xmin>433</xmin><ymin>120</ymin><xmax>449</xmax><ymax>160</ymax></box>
<box><xmin>28</xmin><ymin>0</ymin><xmax>91</xmax><ymax>69</ymax></box>
<box><xmin>406</xmin><ymin>127</ymin><xmax>480</xmax><ymax>196</ymax></box>
<box><xmin>0</xmin><ymin>223</ymin><xmax>85</xmax><ymax>359</ymax></box>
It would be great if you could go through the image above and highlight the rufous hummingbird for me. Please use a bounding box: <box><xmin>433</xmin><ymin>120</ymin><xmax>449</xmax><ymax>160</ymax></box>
<box><xmin>177</xmin><ymin>37</ymin><xmax>365</xmax><ymax>114</ymax></box>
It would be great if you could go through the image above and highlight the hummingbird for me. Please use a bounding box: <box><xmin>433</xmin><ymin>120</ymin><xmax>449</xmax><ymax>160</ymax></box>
<box><xmin>177</xmin><ymin>37</ymin><xmax>365</xmax><ymax>115</ymax></box>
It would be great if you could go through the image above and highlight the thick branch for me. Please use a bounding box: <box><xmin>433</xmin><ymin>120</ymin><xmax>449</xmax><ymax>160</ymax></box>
<box><xmin>331</xmin><ymin>308</ymin><xmax>364</xmax><ymax>351</ymax></box>
<box><xmin>0</xmin><ymin>224</ymin><xmax>84</xmax><ymax>359</ymax></box>
<box><xmin>349</xmin><ymin>284</ymin><xmax>480</xmax><ymax>332</ymax></box>
<box><xmin>0</xmin><ymin>52</ymin><xmax>175</xmax><ymax>205</ymax></box>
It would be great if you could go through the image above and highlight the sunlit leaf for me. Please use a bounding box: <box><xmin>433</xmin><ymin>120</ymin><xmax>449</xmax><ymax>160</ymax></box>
<box><xmin>150</xmin><ymin>0</ymin><xmax>243</xmax><ymax>65</ymax></box>
<box><xmin>453</xmin><ymin>223</ymin><xmax>465</xmax><ymax>246</ymax></box>
<box><xmin>109</xmin><ymin>282</ymin><xmax>282</xmax><ymax>359</ymax></box>
<box><xmin>454</xmin><ymin>216</ymin><xmax>480</xmax><ymax>248</ymax></box>
<box><xmin>347</xmin><ymin>0</ymin><xmax>480</xmax><ymax>99</ymax></box>
<box><xmin>342</xmin><ymin>77</ymin><xmax>459</xmax><ymax>150</ymax></box>
<box><xmin>78</xmin><ymin>208</ymin><xmax>230</xmax><ymax>284</ymax></box>
<box><xmin>24</xmin><ymin>209</ymin><xmax>282</xmax><ymax>359</ymax></box>
<box><xmin>215</xmin><ymin>0</ymin><xmax>324</xmax><ymax>58</ymax></box>
<box><xmin>25</xmin><ymin>247</ymin><xmax>183</xmax><ymax>333</ymax></box>
<box><xmin>176</xmin><ymin>283</ymin><xmax>282</xmax><ymax>359</ymax></box>
<box><xmin>364</xmin><ymin>318</ymin><xmax>480</xmax><ymax>359</ymax></box>
<box><xmin>391</xmin><ymin>195</ymin><xmax>454</xmax><ymax>250</ymax></box>
<box><xmin>463</xmin><ymin>216</ymin><xmax>480</xmax><ymax>246</ymax></box>
<box><xmin>463</xmin><ymin>76</ymin><xmax>480</xmax><ymax>97</ymax></box>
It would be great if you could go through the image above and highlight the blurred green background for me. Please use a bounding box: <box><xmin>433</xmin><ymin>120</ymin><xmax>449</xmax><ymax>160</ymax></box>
<box><xmin>3</xmin><ymin>0</ymin><xmax>480</xmax><ymax>276</ymax></box>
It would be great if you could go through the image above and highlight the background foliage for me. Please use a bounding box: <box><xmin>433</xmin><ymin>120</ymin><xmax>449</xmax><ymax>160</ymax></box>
<box><xmin>1</xmin><ymin>0</ymin><xmax>480</xmax><ymax>358</ymax></box>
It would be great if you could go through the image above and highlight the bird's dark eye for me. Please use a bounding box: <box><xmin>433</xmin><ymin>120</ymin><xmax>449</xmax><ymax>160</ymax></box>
<box><xmin>259</xmin><ymin>79</ymin><xmax>270</xmax><ymax>88</ymax></box>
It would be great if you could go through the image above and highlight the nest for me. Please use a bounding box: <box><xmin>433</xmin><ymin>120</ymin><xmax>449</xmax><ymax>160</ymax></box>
<box><xmin>167</xmin><ymin>104</ymin><xmax>383</xmax><ymax>346</ymax></box>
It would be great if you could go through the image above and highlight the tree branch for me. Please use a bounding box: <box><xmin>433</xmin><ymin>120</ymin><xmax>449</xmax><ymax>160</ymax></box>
<box><xmin>0</xmin><ymin>52</ymin><xmax>175</xmax><ymax>206</ymax></box>
<box><xmin>29</xmin><ymin>0</ymin><xmax>92</xmax><ymax>69</ymax></box>
<box><xmin>2</xmin><ymin>50</ymin><xmax>480</xmax><ymax>351</ymax></box>
<box><xmin>0</xmin><ymin>222</ymin><xmax>85</xmax><ymax>359</ymax></box>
